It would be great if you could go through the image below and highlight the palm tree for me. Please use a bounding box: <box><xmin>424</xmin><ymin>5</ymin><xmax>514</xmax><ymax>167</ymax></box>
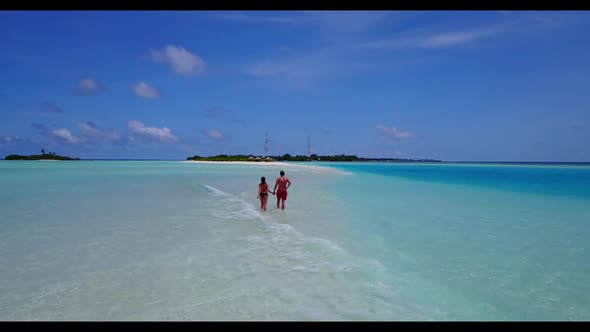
<box><xmin>41</xmin><ymin>149</ymin><xmax>45</xmax><ymax>155</ymax></box>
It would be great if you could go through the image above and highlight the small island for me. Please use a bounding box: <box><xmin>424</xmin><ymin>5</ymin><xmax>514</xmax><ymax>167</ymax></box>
<box><xmin>5</xmin><ymin>149</ymin><xmax>80</xmax><ymax>161</ymax></box>
<box><xmin>187</xmin><ymin>154</ymin><xmax>441</xmax><ymax>163</ymax></box>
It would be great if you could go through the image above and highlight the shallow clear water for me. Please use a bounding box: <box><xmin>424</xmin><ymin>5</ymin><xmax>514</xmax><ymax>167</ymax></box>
<box><xmin>0</xmin><ymin>161</ymin><xmax>589</xmax><ymax>320</ymax></box>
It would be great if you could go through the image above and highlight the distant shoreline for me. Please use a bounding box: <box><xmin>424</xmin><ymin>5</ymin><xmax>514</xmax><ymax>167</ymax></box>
<box><xmin>184</xmin><ymin>160</ymin><xmax>337</xmax><ymax>171</ymax></box>
<box><xmin>186</xmin><ymin>154</ymin><xmax>442</xmax><ymax>163</ymax></box>
<box><xmin>4</xmin><ymin>153</ymin><xmax>79</xmax><ymax>161</ymax></box>
<box><xmin>186</xmin><ymin>160</ymin><xmax>290</xmax><ymax>166</ymax></box>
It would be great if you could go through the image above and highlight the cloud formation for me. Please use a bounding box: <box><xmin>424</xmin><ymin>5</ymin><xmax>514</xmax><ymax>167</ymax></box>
<box><xmin>244</xmin><ymin>14</ymin><xmax>563</xmax><ymax>83</ymax></box>
<box><xmin>149</xmin><ymin>45</ymin><xmax>205</xmax><ymax>76</ymax></box>
<box><xmin>359</xmin><ymin>26</ymin><xmax>498</xmax><ymax>50</ymax></box>
<box><xmin>131</xmin><ymin>82</ymin><xmax>160</xmax><ymax>99</ymax></box>
<box><xmin>213</xmin><ymin>12</ymin><xmax>298</xmax><ymax>24</ymax></box>
<box><xmin>128</xmin><ymin>120</ymin><xmax>178</xmax><ymax>142</ymax></box>
<box><xmin>51</xmin><ymin>128</ymin><xmax>84</xmax><ymax>145</ymax></box>
<box><xmin>376</xmin><ymin>124</ymin><xmax>415</xmax><ymax>139</ymax></box>
<box><xmin>213</xmin><ymin>11</ymin><xmax>390</xmax><ymax>35</ymax></box>
<box><xmin>2</xmin><ymin>136</ymin><xmax>24</xmax><ymax>144</ymax></box>
<box><xmin>206</xmin><ymin>129</ymin><xmax>225</xmax><ymax>141</ymax></box>
<box><xmin>0</xmin><ymin>135</ymin><xmax>31</xmax><ymax>149</ymax></box>
<box><xmin>74</xmin><ymin>78</ymin><xmax>103</xmax><ymax>94</ymax></box>
<box><xmin>422</xmin><ymin>29</ymin><xmax>496</xmax><ymax>47</ymax></box>
<box><xmin>79</xmin><ymin>122</ymin><xmax>121</xmax><ymax>141</ymax></box>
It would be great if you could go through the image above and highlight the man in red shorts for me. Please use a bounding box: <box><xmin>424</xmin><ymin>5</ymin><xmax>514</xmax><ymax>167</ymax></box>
<box><xmin>273</xmin><ymin>170</ymin><xmax>292</xmax><ymax>210</ymax></box>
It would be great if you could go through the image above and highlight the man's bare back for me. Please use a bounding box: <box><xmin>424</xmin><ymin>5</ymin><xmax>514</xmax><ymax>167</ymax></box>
<box><xmin>276</xmin><ymin>176</ymin><xmax>290</xmax><ymax>190</ymax></box>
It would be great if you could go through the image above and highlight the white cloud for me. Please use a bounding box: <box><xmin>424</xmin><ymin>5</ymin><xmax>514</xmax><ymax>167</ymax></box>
<box><xmin>360</xmin><ymin>13</ymin><xmax>577</xmax><ymax>52</ymax></box>
<box><xmin>128</xmin><ymin>120</ymin><xmax>178</xmax><ymax>142</ymax></box>
<box><xmin>244</xmin><ymin>51</ymin><xmax>331</xmax><ymax>83</ymax></box>
<box><xmin>75</xmin><ymin>78</ymin><xmax>102</xmax><ymax>94</ymax></box>
<box><xmin>51</xmin><ymin>128</ymin><xmax>84</xmax><ymax>145</ymax></box>
<box><xmin>213</xmin><ymin>12</ymin><xmax>298</xmax><ymax>24</ymax></box>
<box><xmin>78</xmin><ymin>122</ymin><xmax>120</xmax><ymax>141</ymax></box>
<box><xmin>419</xmin><ymin>28</ymin><xmax>496</xmax><ymax>48</ymax></box>
<box><xmin>247</xmin><ymin>61</ymin><xmax>286</xmax><ymax>77</ymax></box>
<box><xmin>0</xmin><ymin>135</ymin><xmax>30</xmax><ymax>148</ymax></box>
<box><xmin>213</xmin><ymin>11</ymin><xmax>390</xmax><ymax>34</ymax></box>
<box><xmin>376</xmin><ymin>124</ymin><xmax>415</xmax><ymax>139</ymax></box>
<box><xmin>302</xmin><ymin>11</ymin><xmax>391</xmax><ymax>36</ymax></box>
<box><xmin>358</xmin><ymin>27</ymin><xmax>496</xmax><ymax>50</ymax></box>
<box><xmin>2</xmin><ymin>136</ymin><xmax>18</xmax><ymax>144</ymax></box>
<box><xmin>245</xmin><ymin>49</ymin><xmax>380</xmax><ymax>84</ymax></box>
<box><xmin>358</xmin><ymin>19</ymin><xmax>527</xmax><ymax>51</ymax></box>
<box><xmin>149</xmin><ymin>45</ymin><xmax>205</xmax><ymax>76</ymax></box>
<box><xmin>131</xmin><ymin>82</ymin><xmax>160</xmax><ymax>99</ymax></box>
<box><xmin>242</xmin><ymin>12</ymin><xmax>577</xmax><ymax>85</ymax></box>
<box><xmin>206</xmin><ymin>129</ymin><xmax>224</xmax><ymax>141</ymax></box>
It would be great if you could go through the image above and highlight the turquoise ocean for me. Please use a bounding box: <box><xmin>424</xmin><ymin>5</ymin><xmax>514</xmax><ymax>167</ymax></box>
<box><xmin>1</xmin><ymin>160</ymin><xmax>589</xmax><ymax>320</ymax></box>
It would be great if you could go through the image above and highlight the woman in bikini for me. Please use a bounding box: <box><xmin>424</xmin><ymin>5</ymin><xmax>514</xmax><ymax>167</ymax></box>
<box><xmin>257</xmin><ymin>176</ymin><xmax>274</xmax><ymax>212</ymax></box>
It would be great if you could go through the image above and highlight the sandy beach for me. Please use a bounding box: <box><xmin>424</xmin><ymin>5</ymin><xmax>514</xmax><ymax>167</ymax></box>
<box><xmin>184</xmin><ymin>160</ymin><xmax>337</xmax><ymax>172</ymax></box>
<box><xmin>185</xmin><ymin>160</ymin><xmax>292</xmax><ymax>166</ymax></box>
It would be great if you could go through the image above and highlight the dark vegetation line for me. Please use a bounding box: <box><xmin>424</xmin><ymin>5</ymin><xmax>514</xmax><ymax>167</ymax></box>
<box><xmin>4</xmin><ymin>149</ymin><xmax>79</xmax><ymax>160</ymax></box>
<box><xmin>187</xmin><ymin>154</ymin><xmax>441</xmax><ymax>162</ymax></box>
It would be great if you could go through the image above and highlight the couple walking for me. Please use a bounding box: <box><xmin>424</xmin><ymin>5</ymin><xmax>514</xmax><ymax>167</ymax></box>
<box><xmin>257</xmin><ymin>170</ymin><xmax>291</xmax><ymax>211</ymax></box>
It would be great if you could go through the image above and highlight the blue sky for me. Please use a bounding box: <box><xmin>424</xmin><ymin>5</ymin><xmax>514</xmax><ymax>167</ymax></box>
<box><xmin>0</xmin><ymin>10</ymin><xmax>589</xmax><ymax>161</ymax></box>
